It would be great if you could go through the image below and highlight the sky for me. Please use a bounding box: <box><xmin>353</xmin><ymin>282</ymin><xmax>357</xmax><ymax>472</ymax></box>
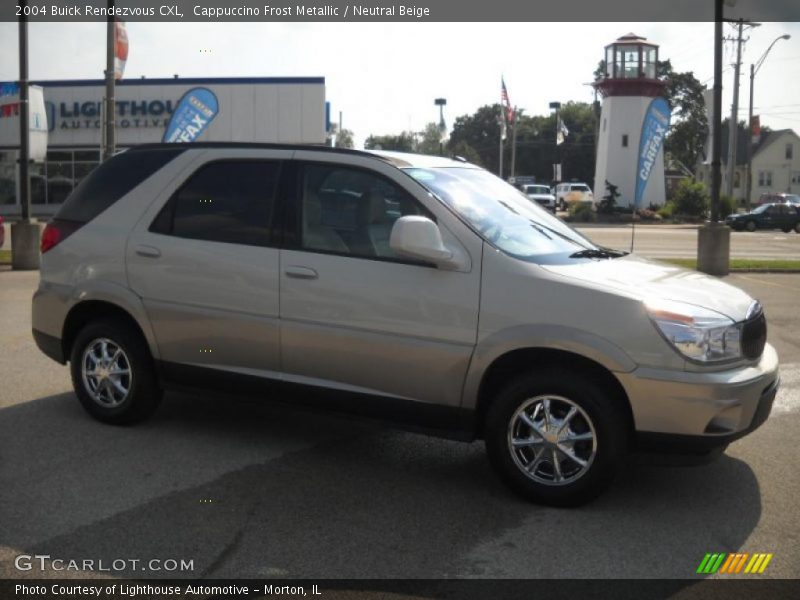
<box><xmin>0</xmin><ymin>21</ymin><xmax>798</xmax><ymax>148</ymax></box>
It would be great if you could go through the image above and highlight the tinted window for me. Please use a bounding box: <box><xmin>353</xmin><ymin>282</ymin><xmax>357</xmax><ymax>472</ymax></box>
<box><xmin>152</xmin><ymin>161</ymin><xmax>280</xmax><ymax>247</ymax></box>
<box><xmin>55</xmin><ymin>148</ymin><xmax>185</xmax><ymax>223</ymax></box>
<box><xmin>300</xmin><ymin>163</ymin><xmax>430</xmax><ymax>259</ymax></box>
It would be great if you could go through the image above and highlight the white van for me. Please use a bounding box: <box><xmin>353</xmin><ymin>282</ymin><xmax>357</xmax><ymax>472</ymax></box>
<box><xmin>556</xmin><ymin>182</ymin><xmax>594</xmax><ymax>211</ymax></box>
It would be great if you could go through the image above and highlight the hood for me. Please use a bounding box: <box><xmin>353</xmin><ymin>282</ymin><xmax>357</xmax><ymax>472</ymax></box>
<box><xmin>541</xmin><ymin>254</ymin><xmax>755</xmax><ymax>321</ymax></box>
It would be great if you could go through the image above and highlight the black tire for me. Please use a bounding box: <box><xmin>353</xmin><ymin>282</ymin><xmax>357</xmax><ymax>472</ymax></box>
<box><xmin>69</xmin><ymin>319</ymin><xmax>162</xmax><ymax>425</ymax></box>
<box><xmin>794</xmin><ymin>222</ymin><xmax>800</xmax><ymax>234</ymax></box>
<box><xmin>745</xmin><ymin>220</ymin><xmax>757</xmax><ymax>232</ymax></box>
<box><xmin>484</xmin><ymin>368</ymin><xmax>630</xmax><ymax>507</ymax></box>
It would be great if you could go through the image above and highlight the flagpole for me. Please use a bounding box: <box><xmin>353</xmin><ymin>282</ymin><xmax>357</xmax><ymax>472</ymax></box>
<box><xmin>498</xmin><ymin>109</ymin><xmax>504</xmax><ymax>178</ymax></box>
<box><xmin>510</xmin><ymin>107</ymin><xmax>517</xmax><ymax>179</ymax></box>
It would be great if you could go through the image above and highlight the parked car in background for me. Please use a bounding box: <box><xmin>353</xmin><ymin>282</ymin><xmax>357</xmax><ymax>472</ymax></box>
<box><xmin>555</xmin><ymin>182</ymin><xmax>594</xmax><ymax>211</ymax></box>
<box><xmin>522</xmin><ymin>184</ymin><xmax>556</xmax><ymax>212</ymax></box>
<box><xmin>757</xmin><ymin>192</ymin><xmax>800</xmax><ymax>206</ymax></box>
<box><xmin>726</xmin><ymin>203</ymin><xmax>800</xmax><ymax>232</ymax></box>
<box><xmin>0</xmin><ymin>215</ymin><xmax>4</xmax><ymax>248</ymax></box>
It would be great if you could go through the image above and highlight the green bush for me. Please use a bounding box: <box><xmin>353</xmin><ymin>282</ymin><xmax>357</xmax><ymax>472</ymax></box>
<box><xmin>672</xmin><ymin>179</ymin><xmax>709</xmax><ymax>218</ymax></box>
<box><xmin>658</xmin><ymin>202</ymin><xmax>675</xmax><ymax>219</ymax></box>
<box><xmin>569</xmin><ymin>202</ymin><xmax>595</xmax><ymax>223</ymax></box>
<box><xmin>719</xmin><ymin>194</ymin><xmax>736</xmax><ymax>218</ymax></box>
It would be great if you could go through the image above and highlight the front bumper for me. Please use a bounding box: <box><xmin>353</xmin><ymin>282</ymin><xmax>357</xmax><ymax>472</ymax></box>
<box><xmin>618</xmin><ymin>344</ymin><xmax>779</xmax><ymax>453</ymax></box>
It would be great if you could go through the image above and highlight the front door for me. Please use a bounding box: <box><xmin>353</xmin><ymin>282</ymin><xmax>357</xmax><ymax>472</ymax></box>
<box><xmin>278</xmin><ymin>156</ymin><xmax>482</xmax><ymax>413</ymax></box>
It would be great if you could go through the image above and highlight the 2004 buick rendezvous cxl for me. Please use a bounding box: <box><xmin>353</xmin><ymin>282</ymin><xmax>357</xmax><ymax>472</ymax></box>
<box><xmin>32</xmin><ymin>144</ymin><xmax>779</xmax><ymax>505</ymax></box>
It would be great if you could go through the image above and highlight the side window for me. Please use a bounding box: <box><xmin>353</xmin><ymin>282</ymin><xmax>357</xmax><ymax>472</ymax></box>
<box><xmin>300</xmin><ymin>163</ymin><xmax>431</xmax><ymax>260</ymax></box>
<box><xmin>151</xmin><ymin>161</ymin><xmax>280</xmax><ymax>247</ymax></box>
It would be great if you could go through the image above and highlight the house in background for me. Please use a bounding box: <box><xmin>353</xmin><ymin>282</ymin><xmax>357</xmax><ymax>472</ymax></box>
<box><xmin>695</xmin><ymin>128</ymin><xmax>800</xmax><ymax>206</ymax></box>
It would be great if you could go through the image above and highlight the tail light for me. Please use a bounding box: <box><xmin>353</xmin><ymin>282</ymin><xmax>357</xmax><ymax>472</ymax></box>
<box><xmin>41</xmin><ymin>219</ymin><xmax>82</xmax><ymax>253</ymax></box>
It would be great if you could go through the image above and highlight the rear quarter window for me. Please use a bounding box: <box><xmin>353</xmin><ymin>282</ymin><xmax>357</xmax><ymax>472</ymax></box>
<box><xmin>54</xmin><ymin>147</ymin><xmax>185</xmax><ymax>223</ymax></box>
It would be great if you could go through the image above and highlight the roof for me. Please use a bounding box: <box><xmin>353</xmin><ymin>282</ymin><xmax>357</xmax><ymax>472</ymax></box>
<box><xmin>126</xmin><ymin>143</ymin><xmax>478</xmax><ymax>169</ymax></box>
<box><xmin>752</xmin><ymin>129</ymin><xmax>800</xmax><ymax>160</ymax></box>
<box><xmin>718</xmin><ymin>128</ymin><xmax>798</xmax><ymax>166</ymax></box>
<box><xmin>365</xmin><ymin>150</ymin><xmax>479</xmax><ymax>169</ymax></box>
<box><xmin>31</xmin><ymin>76</ymin><xmax>325</xmax><ymax>88</ymax></box>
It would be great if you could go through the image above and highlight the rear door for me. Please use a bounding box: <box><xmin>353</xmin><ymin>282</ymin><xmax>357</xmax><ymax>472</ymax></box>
<box><xmin>277</xmin><ymin>154</ymin><xmax>483</xmax><ymax>413</ymax></box>
<box><xmin>126</xmin><ymin>149</ymin><xmax>290</xmax><ymax>383</ymax></box>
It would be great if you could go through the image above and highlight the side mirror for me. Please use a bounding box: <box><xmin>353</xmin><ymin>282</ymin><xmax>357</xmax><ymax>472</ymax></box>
<box><xmin>390</xmin><ymin>216</ymin><xmax>458</xmax><ymax>268</ymax></box>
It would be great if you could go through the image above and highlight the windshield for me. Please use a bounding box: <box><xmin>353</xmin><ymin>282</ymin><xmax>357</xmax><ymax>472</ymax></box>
<box><xmin>404</xmin><ymin>166</ymin><xmax>599</xmax><ymax>260</ymax></box>
<box><xmin>753</xmin><ymin>205</ymin><xmax>769</xmax><ymax>214</ymax></box>
<box><xmin>526</xmin><ymin>185</ymin><xmax>551</xmax><ymax>195</ymax></box>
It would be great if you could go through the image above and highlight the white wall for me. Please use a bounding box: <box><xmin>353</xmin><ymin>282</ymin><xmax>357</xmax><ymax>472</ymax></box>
<box><xmin>0</xmin><ymin>79</ymin><xmax>326</xmax><ymax>149</ymax></box>
<box><xmin>594</xmin><ymin>95</ymin><xmax>666</xmax><ymax>208</ymax></box>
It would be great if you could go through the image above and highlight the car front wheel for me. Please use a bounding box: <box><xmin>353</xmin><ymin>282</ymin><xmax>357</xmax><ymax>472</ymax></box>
<box><xmin>484</xmin><ymin>368</ymin><xmax>629</xmax><ymax>506</ymax></box>
<box><xmin>69</xmin><ymin>319</ymin><xmax>162</xmax><ymax>424</ymax></box>
<box><xmin>745</xmin><ymin>220</ymin><xmax>757</xmax><ymax>232</ymax></box>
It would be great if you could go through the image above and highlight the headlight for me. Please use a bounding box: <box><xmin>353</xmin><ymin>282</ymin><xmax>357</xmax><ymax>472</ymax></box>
<box><xmin>645</xmin><ymin>299</ymin><xmax>742</xmax><ymax>363</ymax></box>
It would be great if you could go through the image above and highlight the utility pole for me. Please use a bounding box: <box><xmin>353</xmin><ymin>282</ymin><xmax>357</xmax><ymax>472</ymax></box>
<box><xmin>11</xmin><ymin>0</ymin><xmax>41</xmax><ymax>270</ymax></box>
<box><xmin>725</xmin><ymin>19</ymin><xmax>746</xmax><ymax>198</ymax></box>
<box><xmin>696</xmin><ymin>0</ymin><xmax>730</xmax><ymax>277</ymax></box>
<box><xmin>103</xmin><ymin>0</ymin><xmax>115</xmax><ymax>160</ymax></box>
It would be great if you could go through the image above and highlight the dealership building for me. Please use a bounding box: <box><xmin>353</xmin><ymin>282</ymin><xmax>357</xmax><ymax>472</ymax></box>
<box><xmin>0</xmin><ymin>76</ymin><xmax>326</xmax><ymax>217</ymax></box>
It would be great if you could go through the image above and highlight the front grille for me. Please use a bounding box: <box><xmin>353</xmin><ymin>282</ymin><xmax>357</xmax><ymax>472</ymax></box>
<box><xmin>741</xmin><ymin>311</ymin><xmax>767</xmax><ymax>360</ymax></box>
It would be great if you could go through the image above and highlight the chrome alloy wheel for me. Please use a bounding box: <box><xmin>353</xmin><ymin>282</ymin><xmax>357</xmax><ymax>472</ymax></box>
<box><xmin>507</xmin><ymin>395</ymin><xmax>597</xmax><ymax>486</ymax></box>
<box><xmin>81</xmin><ymin>338</ymin><xmax>132</xmax><ymax>407</ymax></box>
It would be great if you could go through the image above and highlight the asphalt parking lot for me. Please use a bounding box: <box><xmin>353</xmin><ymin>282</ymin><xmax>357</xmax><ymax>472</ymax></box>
<box><xmin>1</xmin><ymin>268</ymin><xmax>798</xmax><ymax>580</ymax></box>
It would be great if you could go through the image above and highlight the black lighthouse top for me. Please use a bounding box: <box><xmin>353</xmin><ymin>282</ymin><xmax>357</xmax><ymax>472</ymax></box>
<box><xmin>594</xmin><ymin>33</ymin><xmax>666</xmax><ymax>98</ymax></box>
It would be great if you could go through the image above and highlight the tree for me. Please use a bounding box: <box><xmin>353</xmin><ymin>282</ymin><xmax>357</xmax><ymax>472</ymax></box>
<box><xmin>448</xmin><ymin>104</ymin><xmax>506</xmax><ymax>172</ymax></box>
<box><xmin>335</xmin><ymin>128</ymin><xmax>354</xmax><ymax>149</ymax></box>
<box><xmin>417</xmin><ymin>122</ymin><xmax>443</xmax><ymax>156</ymax></box>
<box><xmin>659</xmin><ymin>60</ymin><xmax>708</xmax><ymax>169</ymax></box>
<box><xmin>364</xmin><ymin>132</ymin><xmax>415</xmax><ymax>152</ymax></box>
<box><xmin>325</xmin><ymin>124</ymin><xmax>355</xmax><ymax>149</ymax></box>
<box><xmin>447</xmin><ymin>102</ymin><xmax>597</xmax><ymax>183</ymax></box>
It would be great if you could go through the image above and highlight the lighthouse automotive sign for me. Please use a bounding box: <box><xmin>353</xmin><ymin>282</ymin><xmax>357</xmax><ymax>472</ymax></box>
<box><xmin>635</xmin><ymin>97</ymin><xmax>671</xmax><ymax>208</ymax></box>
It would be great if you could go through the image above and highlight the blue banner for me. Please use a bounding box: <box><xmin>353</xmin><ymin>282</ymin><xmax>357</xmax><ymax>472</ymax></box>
<box><xmin>0</xmin><ymin>82</ymin><xmax>19</xmax><ymax>97</ymax></box>
<box><xmin>634</xmin><ymin>97</ymin><xmax>671</xmax><ymax>208</ymax></box>
<box><xmin>162</xmin><ymin>87</ymin><xmax>218</xmax><ymax>143</ymax></box>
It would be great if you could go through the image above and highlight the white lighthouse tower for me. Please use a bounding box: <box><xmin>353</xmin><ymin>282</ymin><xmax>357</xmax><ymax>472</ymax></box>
<box><xmin>594</xmin><ymin>33</ymin><xmax>667</xmax><ymax>208</ymax></box>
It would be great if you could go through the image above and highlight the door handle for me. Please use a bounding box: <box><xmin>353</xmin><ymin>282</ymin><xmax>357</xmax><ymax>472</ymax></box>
<box><xmin>284</xmin><ymin>266</ymin><xmax>318</xmax><ymax>280</ymax></box>
<box><xmin>135</xmin><ymin>245</ymin><xmax>161</xmax><ymax>258</ymax></box>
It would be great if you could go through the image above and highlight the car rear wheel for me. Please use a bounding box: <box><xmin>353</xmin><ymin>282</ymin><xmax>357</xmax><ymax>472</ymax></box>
<box><xmin>745</xmin><ymin>220</ymin><xmax>757</xmax><ymax>232</ymax></box>
<box><xmin>484</xmin><ymin>368</ymin><xmax>630</xmax><ymax>506</ymax></box>
<box><xmin>69</xmin><ymin>319</ymin><xmax>162</xmax><ymax>424</ymax></box>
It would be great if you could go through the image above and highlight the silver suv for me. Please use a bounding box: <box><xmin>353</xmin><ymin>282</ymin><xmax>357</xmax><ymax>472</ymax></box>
<box><xmin>32</xmin><ymin>144</ymin><xmax>779</xmax><ymax>506</ymax></box>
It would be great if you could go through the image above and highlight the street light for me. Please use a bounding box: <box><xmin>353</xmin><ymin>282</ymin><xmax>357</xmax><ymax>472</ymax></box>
<box><xmin>434</xmin><ymin>98</ymin><xmax>447</xmax><ymax>156</ymax></box>
<box><xmin>745</xmin><ymin>34</ymin><xmax>791</xmax><ymax>208</ymax></box>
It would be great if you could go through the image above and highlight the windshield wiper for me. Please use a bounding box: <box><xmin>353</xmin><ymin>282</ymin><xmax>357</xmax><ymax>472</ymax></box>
<box><xmin>569</xmin><ymin>247</ymin><xmax>629</xmax><ymax>259</ymax></box>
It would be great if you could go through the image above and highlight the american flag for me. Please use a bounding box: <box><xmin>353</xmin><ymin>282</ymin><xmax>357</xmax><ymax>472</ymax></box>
<box><xmin>501</xmin><ymin>77</ymin><xmax>514</xmax><ymax>123</ymax></box>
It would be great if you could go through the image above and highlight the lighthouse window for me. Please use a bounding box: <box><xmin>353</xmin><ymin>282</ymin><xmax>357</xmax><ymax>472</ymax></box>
<box><xmin>622</xmin><ymin>135</ymin><xmax>629</xmax><ymax>148</ymax></box>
